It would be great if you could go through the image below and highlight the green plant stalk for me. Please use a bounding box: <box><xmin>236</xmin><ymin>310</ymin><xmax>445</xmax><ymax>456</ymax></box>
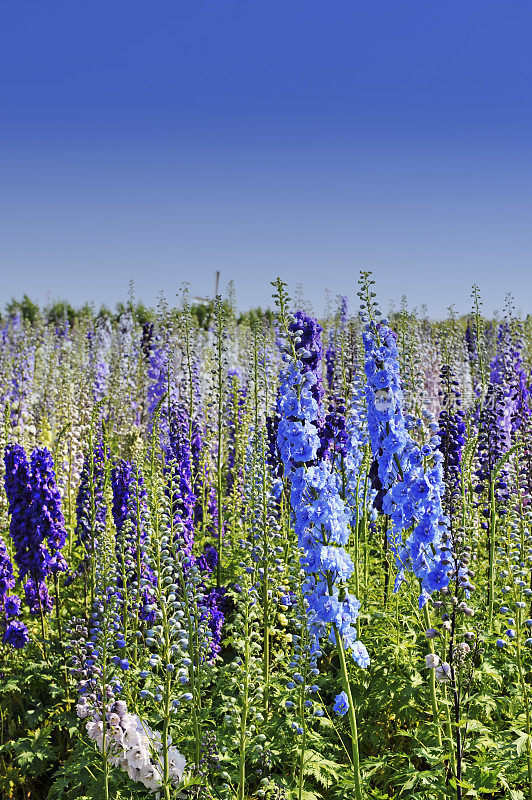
<box><xmin>442</xmin><ymin>628</ymin><xmax>457</xmax><ymax>779</ymax></box>
<box><xmin>333</xmin><ymin>624</ymin><xmax>363</xmax><ymax>800</ymax></box>
<box><xmin>515</xmin><ymin>534</ymin><xmax>532</xmax><ymax>800</ymax></box>
<box><xmin>237</xmin><ymin>589</ymin><xmax>251</xmax><ymax>800</ymax></box>
<box><xmin>178</xmin><ymin>560</ymin><xmax>202</xmax><ymax>769</ymax></box>
<box><xmin>260</xmin><ymin>436</ymin><xmax>270</xmax><ymax>718</ymax></box>
<box><xmin>298</xmin><ymin>672</ymin><xmax>308</xmax><ymax>800</ymax></box>
<box><xmin>422</xmin><ymin>604</ymin><xmax>443</xmax><ymax>749</ymax></box>
<box><xmin>487</xmin><ymin>479</ymin><xmax>497</xmax><ymax>633</ymax></box>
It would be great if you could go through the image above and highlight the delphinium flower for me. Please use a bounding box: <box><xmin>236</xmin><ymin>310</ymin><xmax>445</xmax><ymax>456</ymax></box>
<box><xmin>144</xmin><ymin>454</ymin><xmax>220</xmax><ymax>779</ymax></box>
<box><xmin>6</xmin><ymin>316</ymin><xmax>37</xmax><ymax>444</ymax></box>
<box><xmin>4</xmin><ymin>443</ymin><xmax>53</xmax><ymax>615</ymax></box>
<box><xmin>275</xmin><ymin>291</ymin><xmax>368</xmax><ymax>663</ymax></box>
<box><xmin>325</xmin><ymin>333</ymin><xmax>336</xmax><ymax>391</ymax></box>
<box><xmin>394</xmin><ymin>299</ymin><xmax>427</xmax><ymax>420</ymax></box>
<box><xmin>29</xmin><ymin>447</ymin><xmax>68</xmax><ymax>577</ymax></box>
<box><xmin>146</xmin><ymin>337</ymin><xmax>172</xmax><ymax>424</ymax></box>
<box><xmin>226</xmin><ymin>368</ymin><xmax>247</xmax><ymax>494</ymax></box>
<box><xmin>0</xmin><ymin>533</ymin><xmax>29</xmax><ymax>648</ymax></box>
<box><xmin>423</xmin><ymin>597</ymin><xmax>480</xmax><ymax>794</ymax></box>
<box><xmin>88</xmin><ymin>321</ymin><xmax>111</xmax><ymax>402</ymax></box>
<box><xmin>111</xmin><ymin>459</ymin><xmax>157</xmax><ymax>625</ymax></box>
<box><xmin>358</xmin><ymin>276</ymin><xmax>450</xmax><ymax>606</ymax></box>
<box><xmin>71</xmin><ymin>501</ymin><xmax>188</xmax><ymax>797</ymax></box>
<box><xmin>165</xmin><ymin>405</ymin><xmax>197</xmax><ymax>567</ymax></box>
<box><xmin>437</xmin><ymin>364</ymin><xmax>467</xmax><ymax>508</ymax></box>
<box><xmin>273</xmin><ymin>278</ymin><xmax>367</xmax><ymax>800</ymax></box>
<box><xmin>319</xmin><ymin>395</ymin><xmax>349</xmax><ymax>466</ymax></box>
<box><xmin>325</xmin><ymin>295</ymin><xmax>348</xmax><ymax>391</ymax></box>
<box><xmin>474</xmin><ymin>319</ymin><xmax>530</xmax><ymax>629</ymax></box>
<box><xmin>75</xmin><ymin>443</ymin><xmax>108</xmax><ymax>585</ymax></box>
<box><xmin>200</xmin><ymin>585</ymin><xmax>228</xmax><ymax>660</ymax></box>
<box><xmin>161</xmin><ymin>404</ymin><xmax>226</xmax><ymax>664</ymax></box>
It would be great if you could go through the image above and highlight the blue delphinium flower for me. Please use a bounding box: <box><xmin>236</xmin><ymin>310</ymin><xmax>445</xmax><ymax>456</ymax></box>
<box><xmin>277</xmin><ymin>310</ymin><xmax>369</xmax><ymax>669</ymax></box>
<box><xmin>333</xmin><ymin>690</ymin><xmax>349</xmax><ymax>716</ymax></box>
<box><xmin>362</xmin><ymin>319</ymin><xmax>450</xmax><ymax>605</ymax></box>
<box><xmin>165</xmin><ymin>405</ymin><xmax>225</xmax><ymax>656</ymax></box>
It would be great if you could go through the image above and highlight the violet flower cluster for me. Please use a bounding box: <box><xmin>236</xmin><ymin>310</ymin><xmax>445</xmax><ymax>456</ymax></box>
<box><xmin>0</xmin><ymin>533</ymin><xmax>29</xmax><ymax>648</ymax></box>
<box><xmin>475</xmin><ymin>322</ymin><xmax>530</xmax><ymax>516</ymax></box>
<box><xmin>165</xmin><ymin>405</ymin><xmax>225</xmax><ymax>656</ymax></box>
<box><xmin>4</xmin><ymin>443</ymin><xmax>68</xmax><ymax>616</ymax></box>
<box><xmin>111</xmin><ymin>460</ymin><xmax>157</xmax><ymax>624</ymax></box>
<box><xmin>76</xmin><ymin>444</ymin><xmax>108</xmax><ymax>553</ymax></box>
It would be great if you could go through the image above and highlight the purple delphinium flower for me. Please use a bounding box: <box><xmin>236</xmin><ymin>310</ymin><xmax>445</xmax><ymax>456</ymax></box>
<box><xmin>76</xmin><ymin>444</ymin><xmax>107</xmax><ymax>553</ymax></box>
<box><xmin>437</xmin><ymin>365</ymin><xmax>466</xmax><ymax>508</ymax></box>
<box><xmin>0</xmin><ymin>534</ymin><xmax>16</xmax><ymax>603</ymax></box>
<box><xmin>166</xmin><ymin>406</ymin><xmax>196</xmax><ymax>564</ymax></box>
<box><xmin>226</xmin><ymin>369</ymin><xmax>246</xmax><ymax>493</ymax></box>
<box><xmin>201</xmin><ymin>586</ymin><xmax>228</xmax><ymax>659</ymax></box>
<box><xmin>3</xmin><ymin>619</ymin><xmax>30</xmax><ymax>649</ymax></box>
<box><xmin>111</xmin><ymin>459</ymin><xmax>157</xmax><ymax>623</ymax></box>
<box><xmin>475</xmin><ymin>322</ymin><xmax>530</xmax><ymax>518</ymax></box>
<box><xmin>4</xmin><ymin>443</ymin><xmax>61</xmax><ymax>614</ymax></box>
<box><xmin>29</xmin><ymin>448</ymin><xmax>68</xmax><ymax>576</ymax></box>
<box><xmin>4</xmin><ymin>594</ymin><xmax>22</xmax><ymax>617</ymax></box>
<box><xmin>4</xmin><ymin>443</ymin><xmax>34</xmax><ymax>581</ymax></box>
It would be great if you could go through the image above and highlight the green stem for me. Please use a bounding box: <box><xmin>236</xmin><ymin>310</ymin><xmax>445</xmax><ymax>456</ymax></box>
<box><xmin>516</xmin><ymin>613</ymin><xmax>532</xmax><ymax>800</ymax></box>
<box><xmin>422</xmin><ymin>604</ymin><xmax>442</xmax><ymax>749</ymax></box>
<box><xmin>238</xmin><ymin>592</ymin><xmax>250</xmax><ymax>800</ymax></box>
<box><xmin>487</xmin><ymin>480</ymin><xmax>497</xmax><ymax>633</ymax></box>
<box><xmin>333</xmin><ymin>624</ymin><xmax>363</xmax><ymax>800</ymax></box>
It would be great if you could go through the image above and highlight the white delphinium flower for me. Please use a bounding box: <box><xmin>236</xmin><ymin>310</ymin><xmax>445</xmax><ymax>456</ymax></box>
<box><xmin>80</xmin><ymin>700</ymin><xmax>186</xmax><ymax>790</ymax></box>
<box><xmin>86</xmin><ymin>719</ymin><xmax>104</xmax><ymax>749</ymax></box>
<box><xmin>127</xmin><ymin>744</ymin><xmax>151</xmax><ymax>771</ymax></box>
<box><xmin>425</xmin><ymin>653</ymin><xmax>440</xmax><ymax>669</ymax></box>
<box><xmin>122</xmin><ymin>725</ymin><xmax>142</xmax><ymax>748</ymax></box>
<box><xmin>168</xmin><ymin>746</ymin><xmax>186</xmax><ymax>782</ymax></box>
<box><xmin>139</xmin><ymin>763</ymin><xmax>164</xmax><ymax>791</ymax></box>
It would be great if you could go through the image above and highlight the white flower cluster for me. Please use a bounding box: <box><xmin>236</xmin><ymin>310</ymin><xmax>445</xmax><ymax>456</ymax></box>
<box><xmin>77</xmin><ymin>697</ymin><xmax>186</xmax><ymax>792</ymax></box>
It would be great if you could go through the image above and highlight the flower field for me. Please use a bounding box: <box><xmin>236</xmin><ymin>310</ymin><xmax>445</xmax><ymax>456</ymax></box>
<box><xmin>2</xmin><ymin>274</ymin><xmax>532</xmax><ymax>800</ymax></box>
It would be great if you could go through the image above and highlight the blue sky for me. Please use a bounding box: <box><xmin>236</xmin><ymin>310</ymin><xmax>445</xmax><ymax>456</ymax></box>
<box><xmin>1</xmin><ymin>0</ymin><xmax>531</xmax><ymax>316</ymax></box>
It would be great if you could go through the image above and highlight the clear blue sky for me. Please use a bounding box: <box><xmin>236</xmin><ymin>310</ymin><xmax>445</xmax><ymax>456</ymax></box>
<box><xmin>1</xmin><ymin>0</ymin><xmax>531</xmax><ymax>317</ymax></box>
